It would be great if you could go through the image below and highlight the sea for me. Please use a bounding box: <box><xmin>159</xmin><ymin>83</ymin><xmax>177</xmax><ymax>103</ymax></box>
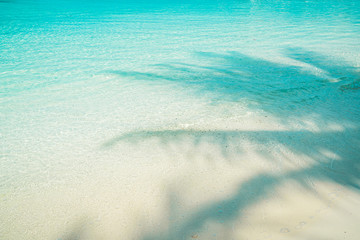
<box><xmin>1</xmin><ymin>0</ymin><xmax>360</xmax><ymax>239</ymax></box>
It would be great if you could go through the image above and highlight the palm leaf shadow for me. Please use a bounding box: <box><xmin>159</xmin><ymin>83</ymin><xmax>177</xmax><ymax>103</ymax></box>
<box><xmin>101</xmin><ymin>48</ymin><xmax>360</xmax><ymax>239</ymax></box>
<box><xmin>127</xmin><ymin>130</ymin><xmax>359</xmax><ymax>240</ymax></box>
<box><xmin>104</xmin><ymin>128</ymin><xmax>359</xmax><ymax>240</ymax></box>
<box><xmin>107</xmin><ymin>48</ymin><xmax>360</xmax><ymax>121</ymax></box>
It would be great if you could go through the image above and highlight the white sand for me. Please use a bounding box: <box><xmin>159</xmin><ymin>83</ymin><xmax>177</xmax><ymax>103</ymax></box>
<box><xmin>1</xmin><ymin>114</ymin><xmax>359</xmax><ymax>240</ymax></box>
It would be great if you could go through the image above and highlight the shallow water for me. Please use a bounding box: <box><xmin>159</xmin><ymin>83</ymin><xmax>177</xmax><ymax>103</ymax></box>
<box><xmin>1</xmin><ymin>0</ymin><xmax>360</xmax><ymax>239</ymax></box>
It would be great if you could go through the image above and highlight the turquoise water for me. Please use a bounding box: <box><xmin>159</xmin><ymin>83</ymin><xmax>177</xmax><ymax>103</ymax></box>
<box><xmin>1</xmin><ymin>0</ymin><xmax>360</xmax><ymax>239</ymax></box>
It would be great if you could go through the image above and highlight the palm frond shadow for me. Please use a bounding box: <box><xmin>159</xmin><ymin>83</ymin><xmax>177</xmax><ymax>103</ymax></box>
<box><xmin>101</xmin><ymin>127</ymin><xmax>360</xmax><ymax>240</ymax></box>
<box><xmin>142</xmin><ymin>161</ymin><xmax>358</xmax><ymax>240</ymax></box>
<box><xmin>99</xmin><ymin>48</ymin><xmax>360</xmax><ymax>239</ymax></box>
<box><xmin>108</xmin><ymin>48</ymin><xmax>360</xmax><ymax>121</ymax></box>
<box><xmin>120</xmin><ymin>128</ymin><xmax>358</xmax><ymax>240</ymax></box>
<box><xmin>59</xmin><ymin>218</ymin><xmax>92</xmax><ymax>240</ymax></box>
<box><xmin>104</xmin><ymin>128</ymin><xmax>359</xmax><ymax>167</ymax></box>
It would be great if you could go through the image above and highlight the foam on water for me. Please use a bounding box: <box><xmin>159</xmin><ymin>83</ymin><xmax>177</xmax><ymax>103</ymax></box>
<box><xmin>1</xmin><ymin>0</ymin><xmax>360</xmax><ymax>239</ymax></box>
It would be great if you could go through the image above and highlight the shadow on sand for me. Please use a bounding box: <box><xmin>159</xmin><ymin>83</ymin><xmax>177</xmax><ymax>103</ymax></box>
<box><xmin>102</xmin><ymin>126</ymin><xmax>359</xmax><ymax>240</ymax></box>
<box><xmin>107</xmin><ymin>128</ymin><xmax>358</xmax><ymax>240</ymax></box>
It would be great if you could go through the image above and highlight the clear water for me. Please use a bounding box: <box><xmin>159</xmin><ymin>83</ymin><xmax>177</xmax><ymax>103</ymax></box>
<box><xmin>1</xmin><ymin>0</ymin><xmax>360</xmax><ymax>239</ymax></box>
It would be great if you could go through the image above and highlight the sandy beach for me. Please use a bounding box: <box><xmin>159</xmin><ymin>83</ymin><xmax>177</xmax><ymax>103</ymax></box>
<box><xmin>1</xmin><ymin>113</ymin><xmax>359</xmax><ymax>239</ymax></box>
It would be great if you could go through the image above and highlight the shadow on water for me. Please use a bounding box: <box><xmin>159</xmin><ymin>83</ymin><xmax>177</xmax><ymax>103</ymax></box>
<box><xmin>101</xmin><ymin>49</ymin><xmax>360</xmax><ymax>239</ymax></box>
<box><xmin>108</xmin><ymin>48</ymin><xmax>360</xmax><ymax>122</ymax></box>
<box><xmin>62</xmin><ymin>48</ymin><xmax>360</xmax><ymax>239</ymax></box>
